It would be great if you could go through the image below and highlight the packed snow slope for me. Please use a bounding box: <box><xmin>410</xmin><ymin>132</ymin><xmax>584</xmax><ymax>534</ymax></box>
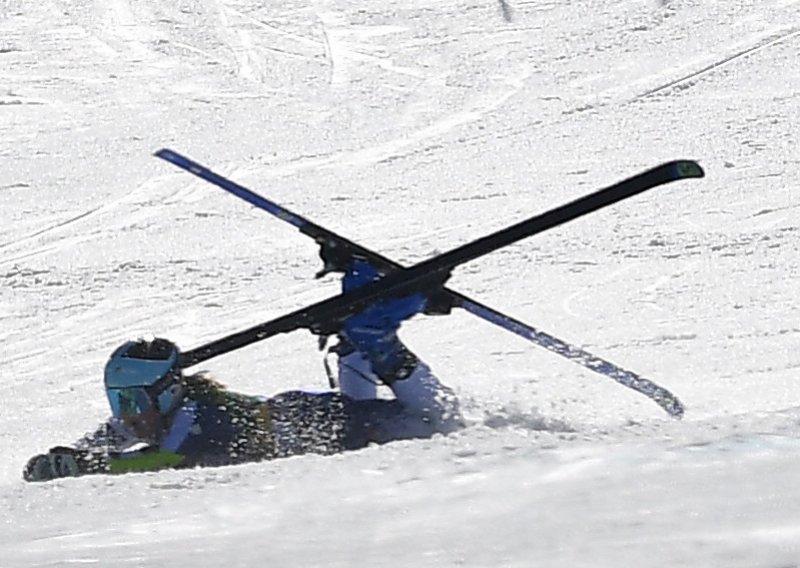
<box><xmin>2</xmin><ymin>0</ymin><xmax>799</xmax><ymax>566</ymax></box>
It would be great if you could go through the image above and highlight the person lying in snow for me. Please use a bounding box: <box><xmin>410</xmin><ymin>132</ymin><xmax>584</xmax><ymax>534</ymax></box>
<box><xmin>23</xmin><ymin>260</ymin><xmax>463</xmax><ymax>482</ymax></box>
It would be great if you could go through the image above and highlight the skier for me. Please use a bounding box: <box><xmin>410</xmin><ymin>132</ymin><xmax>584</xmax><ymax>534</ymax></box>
<box><xmin>23</xmin><ymin>258</ymin><xmax>462</xmax><ymax>482</ymax></box>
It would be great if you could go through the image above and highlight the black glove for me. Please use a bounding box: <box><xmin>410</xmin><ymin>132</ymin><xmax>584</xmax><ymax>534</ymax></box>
<box><xmin>23</xmin><ymin>446</ymin><xmax>107</xmax><ymax>482</ymax></box>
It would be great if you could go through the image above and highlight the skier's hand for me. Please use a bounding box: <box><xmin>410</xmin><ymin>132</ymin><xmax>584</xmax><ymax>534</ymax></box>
<box><xmin>23</xmin><ymin>447</ymin><xmax>84</xmax><ymax>482</ymax></box>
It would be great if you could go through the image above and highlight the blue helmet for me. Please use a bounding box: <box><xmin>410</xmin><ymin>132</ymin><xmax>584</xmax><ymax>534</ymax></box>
<box><xmin>104</xmin><ymin>338</ymin><xmax>183</xmax><ymax>417</ymax></box>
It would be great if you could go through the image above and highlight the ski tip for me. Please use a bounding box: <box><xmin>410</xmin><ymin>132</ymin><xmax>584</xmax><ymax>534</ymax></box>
<box><xmin>154</xmin><ymin>149</ymin><xmax>198</xmax><ymax>172</ymax></box>
<box><xmin>674</xmin><ymin>160</ymin><xmax>704</xmax><ymax>179</ymax></box>
<box><xmin>663</xmin><ymin>397</ymin><xmax>685</xmax><ymax>419</ymax></box>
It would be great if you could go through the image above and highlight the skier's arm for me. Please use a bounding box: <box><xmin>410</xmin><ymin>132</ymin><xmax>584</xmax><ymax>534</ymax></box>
<box><xmin>22</xmin><ymin>418</ymin><xmax>136</xmax><ymax>482</ymax></box>
<box><xmin>23</xmin><ymin>416</ymin><xmax>189</xmax><ymax>482</ymax></box>
<box><xmin>22</xmin><ymin>444</ymin><xmax>187</xmax><ymax>482</ymax></box>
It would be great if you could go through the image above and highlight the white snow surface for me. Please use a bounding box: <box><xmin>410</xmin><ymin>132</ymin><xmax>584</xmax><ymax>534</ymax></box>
<box><xmin>2</xmin><ymin>0</ymin><xmax>800</xmax><ymax>565</ymax></box>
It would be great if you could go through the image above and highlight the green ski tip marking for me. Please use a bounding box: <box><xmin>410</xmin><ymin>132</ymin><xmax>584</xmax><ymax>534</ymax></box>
<box><xmin>676</xmin><ymin>160</ymin><xmax>704</xmax><ymax>179</ymax></box>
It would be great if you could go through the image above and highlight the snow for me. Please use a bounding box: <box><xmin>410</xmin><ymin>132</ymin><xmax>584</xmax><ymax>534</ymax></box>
<box><xmin>2</xmin><ymin>0</ymin><xmax>800</xmax><ymax>565</ymax></box>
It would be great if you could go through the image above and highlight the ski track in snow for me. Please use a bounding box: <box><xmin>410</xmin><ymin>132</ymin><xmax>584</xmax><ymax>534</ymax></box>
<box><xmin>2</xmin><ymin>0</ymin><xmax>800</xmax><ymax>566</ymax></box>
<box><xmin>89</xmin><ymin>0</ymin><xmax>159</xmax><ymax>61</ymax></box>
<box><xmin>0</xmin><ymin>175</ymin><xmax>189</xmax><ymax>267</ymax></box>
<box><xmin>638</xmin><ymin>23</ymin><xmax>800</xmax><ymax>99</ymax></box>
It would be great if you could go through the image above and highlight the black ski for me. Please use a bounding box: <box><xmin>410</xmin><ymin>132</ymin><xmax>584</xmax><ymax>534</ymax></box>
<box><xmin>167</xmin><ymin>154</ymin><xmax>703</xmax><ymax>404</ymax></box>
<box><xmin>156</xmin><ymin>150</ymin><xmax>703</xmax><ymax>417</ymax></box>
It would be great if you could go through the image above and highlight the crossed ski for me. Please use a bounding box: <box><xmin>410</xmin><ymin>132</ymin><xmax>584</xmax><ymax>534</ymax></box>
<box><xmin>156</xmin><ymin>149</ymin><xmax>704</xmax><ymax>418</ymax></box>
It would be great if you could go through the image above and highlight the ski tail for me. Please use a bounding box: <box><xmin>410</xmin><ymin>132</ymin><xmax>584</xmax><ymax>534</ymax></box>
<box><xmin>457</xmin><ymin>296</ymin><xmax>685</xmax><ymax>417</ymax></box>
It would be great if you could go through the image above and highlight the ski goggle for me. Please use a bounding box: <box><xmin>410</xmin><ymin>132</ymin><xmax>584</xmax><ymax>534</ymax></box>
<box><xmin>104</xmin><ymin>338</ymin><xmax>183</xmax><ymax>418</ymax></box>
<box><xmin>106</xmin><ymin>386</ymin><xmax>155</xmax><ymax>417</ymax></box>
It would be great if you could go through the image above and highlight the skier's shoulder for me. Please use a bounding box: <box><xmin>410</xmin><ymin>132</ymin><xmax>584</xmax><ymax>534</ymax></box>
<box><xmin>163</xmin><ymin>372</ymin><xmax>274</xmax><ymax>462</ymax></box>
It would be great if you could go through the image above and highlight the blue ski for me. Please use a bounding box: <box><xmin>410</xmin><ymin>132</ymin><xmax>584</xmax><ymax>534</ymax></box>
<box><xmin>156</xmin><ymin>149</ymin><xmax>703</xmax><ymax>418</ymax></box>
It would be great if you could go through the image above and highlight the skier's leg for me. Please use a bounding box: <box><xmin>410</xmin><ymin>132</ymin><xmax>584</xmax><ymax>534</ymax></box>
<box><xmin>339</xmin><ymin>259</ymin><xmax>461</xmax><ymax>431</ymax></box>
<box><xmin>337</xmin><ymin>341</ymin><xmax>379</xmax><ymax>400</ymax></box>
<box><xmin>344</xmin><ymin>327</ymin><xmax>462</xmax><ymax>433</ymax></box>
